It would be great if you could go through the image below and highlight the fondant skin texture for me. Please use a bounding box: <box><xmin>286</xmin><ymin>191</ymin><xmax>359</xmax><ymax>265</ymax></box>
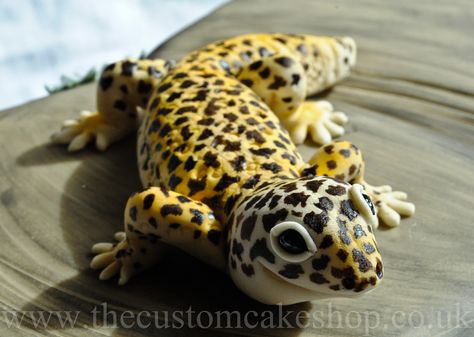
<box><xmin>52</xmin><ymin>34</ymin><xmax>415</xmax><ymax>305</ymax></box>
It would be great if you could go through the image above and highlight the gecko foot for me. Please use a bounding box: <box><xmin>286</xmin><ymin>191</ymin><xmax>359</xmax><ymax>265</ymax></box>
<box><xmin>287</xmin><ymin>100</ymin><xmax>348</xmax><ymax>145</ymax></box>
<box><xmin>51</xmin><ymin>111</ymin><xmax>129</xmax><ymax>152</ymax></box>
<box><xmin>363</xmin><ymin>184</ymin><xmax>415</xmax><ymax>228</ymax></box>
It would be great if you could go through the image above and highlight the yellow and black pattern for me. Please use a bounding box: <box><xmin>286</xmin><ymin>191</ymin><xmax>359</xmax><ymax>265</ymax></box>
<box><xmin>52</xmin><ymin>33</ymin><xmax>415</xmax><ymax>305</ymax></box>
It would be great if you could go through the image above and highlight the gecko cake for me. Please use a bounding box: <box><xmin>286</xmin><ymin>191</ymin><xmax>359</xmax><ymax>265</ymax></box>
<box><xmin>51</xmin><ymin>33</ymin><xmax>415</xmax><ymax>305</ymax></box>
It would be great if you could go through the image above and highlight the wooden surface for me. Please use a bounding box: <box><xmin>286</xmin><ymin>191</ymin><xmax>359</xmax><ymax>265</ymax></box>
<box><xmin>1</xmin><ymin>0</ymin><xmax>474</xmax><ymax>336</ymax></box>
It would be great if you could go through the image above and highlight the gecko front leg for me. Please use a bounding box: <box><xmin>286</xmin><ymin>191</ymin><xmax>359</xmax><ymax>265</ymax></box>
<box><xmin>302</xmin><ymin>140</ymin><xmax>415</xmax><ymax>227</ymax></box>
<box><xmin>90</xmin><ymin>185</ymin><xmax>225</xmax><ymax>285</ymax></box>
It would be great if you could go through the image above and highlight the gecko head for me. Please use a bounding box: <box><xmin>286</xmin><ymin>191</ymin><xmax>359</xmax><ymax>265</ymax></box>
<box><xmin>227</xmin><ymin>176</ymin><xmax>382</xmax><ymax>305</ymax></box>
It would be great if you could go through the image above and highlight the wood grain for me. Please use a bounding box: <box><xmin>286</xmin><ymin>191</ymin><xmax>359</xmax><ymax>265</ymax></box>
<box><xmin>1</xmin><ymin>0</ymin><xmax>473</xmax><ymax>336</ymax></box>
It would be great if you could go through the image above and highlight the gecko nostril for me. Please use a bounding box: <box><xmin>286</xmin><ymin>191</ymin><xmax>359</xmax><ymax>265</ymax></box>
<box><xmin>376</xmin><ymin>259</ymin><xmax>383</xmax><ymax>279</ymax></box>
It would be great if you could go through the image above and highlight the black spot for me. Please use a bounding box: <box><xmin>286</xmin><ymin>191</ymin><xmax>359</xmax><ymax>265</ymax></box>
<box><xmin>291</xmin><ymin>74</ymin><xmax>301</xmax><ymax>86</ymax></box>
<box><xmin>114</xmin><ymin>100</ymin><xmax>127</xmax><ymax>111</ymax></box>
<box><xmin>258</xmin><ymin>47</ymin><xmax>271</xmax><ymax>57</ymax></box>
<box><xmin>315</xmin><ymin>197</ymin><xmax>334</xmax><ymax>211</ymax></box>
<box><xmin>352</xmin><ymin>248</ymin><xmax>372</xmax><ymax>273</ymax></box>
<box><xmin>99</xmin><ymin>76</ymin><xmax>113</xmax><ymax>91</ymax></box>
<box><xmin>268</xmin><ymin>75</ymin><xmax>287</xmax><ymax>90</ymax></box>
<box><xmin>304</xmin><ymin>211</ymin><xmax>329</xmax><ymax>234</ymax></box>
<box><xmin>274</xmin><ymin>56</ymin><xmax>294</xmax><ymax>67</ymax></box>
<box><xmin>198</xmin><ymin>128</ymin><xmax>214</xmax><ymax>141</ymax></box>
<box><xmin>282</xmin><ymin>153</ymin><xmax>297</xmax><ymax>164</ymax></box>
<box><xmin>312</xmin><ymin>255</ymin><xmax>330</xmax><ymax>270</ymax></box>
<box><xmin>250</xmin><ymin>238</ymin><xmax>275</xmax><ymax>263</ymax></box>
<box><xmin>169</xmin><ymin>223</ymin><xmax>180</xmax><ymax>229</ymax></box>
<box><xmin>204</xmin><ymin>151</ymin><xmax>220</xmax><ymax>168</ymax></box>
<box><xmin>214</xmin><ymin>174</ymin><xmax>240</xmax><ymax>191</ymax></box>
<box><xmin>193</xmin><ymin>230</ymin><xmax>201</xmax><ymax>239</ymax></box>
<box><xmin>180</xmin><ymin>125</ymin><xmax>193</xmax><ymax>141</ymax></box>
<box><xmin>120</xmin><ymin>84</ymin><xmax>128</xmax><ymax>94</ymax></box>
<box><xmin>177</xmin><ymin>195</ymin><xmax>191</xmax><ymax>203</ymax></box>
<box><xmin>259</xmin><ymin>67</ymin><xmax>270</xmax><ymax>79</ymax></box>
<box><xmin>240</xmin><ymin>78</ymin><xmax>253</xmax><ymax>87</ymax></box>
<box><xmin>138</xmin><ymin>80</ymin><xmax>152</xmax><ymax>94</ymax></box>
<box><xmin>121</xmin><ymin>61</ymin><xmax>136</xmax><ymax>76</ymax></box>
<box><xmin>279</xmin><ymin>264</ymin><xmax>304</xmax><ymax>279</ymax></box>
<box><xmin>339</xmin><ymin>149</ymin><xmax>351</xmax><ymax>158</ymax></box>
<box><xmin>176</xmin><ymin>106</ymin><xmax>197</xmax><ymax>114</ymax></box>
<box><xmin>129</xmin><ymin>206</ymin><xmax>137</xmax><ymax>221</ymax></box>
<box><xmin>284</xmin><ymin>192</ymin><xmax>310</xmax><ymax>207</ymax></box>
<box><xmin>246</xmin><ymin>130</ymin><xmax>265</xmax><ymax>144</ymax></box>
<box><xmin>297</xmin><ymin>43</ymin><xmax>308</xmax><ymax>55</ymax></box>
<box><xmin>184</xmin><ymin>156</ymin><xmax>197</xmax><ymax>171</ymax></box>
<box><xmin>242</xmin><ymin>175</ymin><xmax>260</xmax><ymax>189</ymax></box>
<box><xmin>337</xmin><ymin>249</ymin><xmax>349</xmax><ymax>262</ymax></box>
<box><xmin>167</xmin><ymin>155</ymin><xmax>182</xmax><ymax>173</ymax></box>
<box><xmin>319</xmin><ymin>235</ymin><xmax>334</xmax><ymax>249</ymax></box>
<box><xmin>273</xmin><ymin>37</ymin><xmax>287</xmax><ymax>44</ymax></box>
<box><xmin>363</xmin><ymin>242</ymin><xmax>376</xmax><ymax>254</ymax></box>
<box><xmin>158</xmin><ymin>82</ymin><xmax>172</xmax><ymax>93</ymax></box>
<box><xmin>175</xmin><ymin>116</ymin><xmax>188</xmax><ymax>126</ymax></box>
<box><xmin>326</xmin><ymin>185</ymin><xmax>346</xmax><ymax>196</ymax></box>
<box><xmin>376</xmin><ymin>259</ymin><xmax>383</xmax><ymax>279</ymax></box>
<box><xmin>169</xmin><ymin>175</ymin><xmax>182</xmax><ymax>189</ymax></box>
<box><xmin>230</xmin><ymin>155</ymin><xmax>246</xmax><ymax>172</ymax></box>
<box><xmin>148</xmin><ymin>217</ymin><xmax>158</xmax><ymax>228</ymax></box>
<box><xmin>103</xmin><ymin>62</ymin><xmax>115</xmax><ymax>72</ymax></box>
<box><xmin>166</xmin><ymin>91</ymin><xmax>183</xmax><ymax>102</ymax></box>
<box><xmin>143</xmin><ymin>194</ymin><xmax>155</xmax><ymax>210</ymax></box>
<box><xmin>241</xmin><ymin>263</ymin><xmax>255</xmax><ymax>276</ymax></box>
<box><xmin>262</xmin><ymin>209</ymin><xmax>289</xmax><ymax>232</ymax></box>
<box><xmin>249</xmin><ymin>60</ymin><xmax>262</xmax><ymax>70</ymax></box>
<box><xmin>207</xmin><ymin>229</ymin><xmax>221</xmax><ymax>245</ymax></box>
<box><xmin>304</xmin><ymin>180</ymin><xmax>323</xmax><ymax>194</ymax></box>
<box><xmin>159</xmin><ymin>123</ymin><xmax>172</xmax><ymax>137</ymax></box>
<box><xmin>188</xmin><ymin>177</ymin><xmax>206</xmax><ymax>196</ymax></box>
<box><xmin>160</xmin><ymin>204</ymin><xmax>183</xmax><ymax>217</ymax></box>
<box><xmin>262</xmin><ymin>162</ymin><xmax>282</xmax><ymax>173</ymax></box>
<box><xmin>342</xmin><ymin>277</ymin><xmax>355</xmax><ymax>290</ymax></box>
<box><xmin>341</xmin><ymin>200</ymin><xmax>359</xmax><ymax>220</ymax></box>
<box><xmin>190</xmin><ymin>209</ymin><xmax>205</xmax><ymax>225</ymax></box>
<box><xmin>179</xmin><ymin>80</ymin><xmax>196</xmax><ymax>89</ymax></box>
<box><xmin>310</xmin><ymin>272</ymin><xmax>329</xmax><ymax>284</ymax></box>
<box><xmin>268</xmin><ymin>194</ymin><xmax>282</xmax><ymax>209</ymax></box>
<box><xmin>254</xmin><ymin>190</ymin><xmax>273</xmax><ymax>209</ymax></box>
<box><xmin>327</xmin><ymin>160</ymin><xmax>337</xmax><ymax>170</ymax></box>
<box><xmin>331</xmin><ymin>266</ymin><xmax>356</xmax><ymax>279</ymax></box>
<box><xmin>232</xmin><ymin>239</ymin><xmax>244</xmax><ymax>260</ymax></box>
<box><xmin>250</xmin><ymin>148</ymin><xmax>276</xmax><ymax>158</ymax></box>
<box><xmin>353</xmin><ymin>224</ymin><xmax>366</xmax><ymax>239</ymax></box>
<box><xmin>241</xmin><ymin>213</ymin><xmax>257</xmax><ymax>240</ymax></box>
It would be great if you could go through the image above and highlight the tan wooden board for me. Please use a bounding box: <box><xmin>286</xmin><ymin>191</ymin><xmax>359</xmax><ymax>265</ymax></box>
<box><xmin>1</xmin><ymin>0</ymin><xmax>473</xmax><ymax>336</ymax></box>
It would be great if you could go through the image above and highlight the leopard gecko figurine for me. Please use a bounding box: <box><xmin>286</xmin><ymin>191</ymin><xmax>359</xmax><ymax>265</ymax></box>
<box><xmin>51</xmin><ymin>33</ymin><xmax>415</xmax><ymax>305</ymax></box>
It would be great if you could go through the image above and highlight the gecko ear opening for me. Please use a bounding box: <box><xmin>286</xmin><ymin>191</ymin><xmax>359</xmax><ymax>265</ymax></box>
<box><xmin>270</xmin><ymin>221</ymin><xmax>317</xmax><ymax>263</ymax></box>
<box><xmin>350</xmin><ymin>184</ymin><xmax>378</xmax><ymax>228</ymax></box>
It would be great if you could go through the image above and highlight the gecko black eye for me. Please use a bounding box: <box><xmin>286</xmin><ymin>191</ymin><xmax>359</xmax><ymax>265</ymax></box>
<box><xmin>363</xmin><ymin>194</ymin><xmax>375</xmax><ymax>215</ymax></box>
<box><xmin>278</xmin><ymin>229</ymin><xmax>308</xmax><ymax>254</ymax></box>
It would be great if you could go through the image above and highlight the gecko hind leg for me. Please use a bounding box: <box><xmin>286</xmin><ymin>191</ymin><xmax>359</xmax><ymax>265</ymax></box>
<box><xmin>237</xmin><ymin>53</ymin><xmax>348</xmax><ymax>145</ymax></box>
<box><xmin>51</xmin><ymin>58</ymin><xmax>174</xmax><ymax>152</ymax></box>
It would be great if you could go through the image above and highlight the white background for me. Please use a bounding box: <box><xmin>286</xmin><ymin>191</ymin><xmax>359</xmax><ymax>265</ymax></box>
<box><xmin>0</xmin><ymin>0</ymin><xmax>226</xmax><ymax>110</ymax></box>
